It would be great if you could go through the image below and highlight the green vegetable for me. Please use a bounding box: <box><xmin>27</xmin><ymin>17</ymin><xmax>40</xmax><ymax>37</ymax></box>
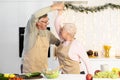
<box><xmin>0</xmin><ymin>77</ymin><xmax>9</xmax><ymax>80</ymax></box>
<box><xmin>0</xmin><ymin>73</ymin><xmax>9</xmax><ymax>80</ymax></box>
<box><xmin>25</xmin><ymin>72</ymin><xmax>41</xmax><ymax>78</ymax></box>
<box><xmin>0</xmin><ymin>73</ymin><xmax>4</xmax><ymax>77</ymax></box>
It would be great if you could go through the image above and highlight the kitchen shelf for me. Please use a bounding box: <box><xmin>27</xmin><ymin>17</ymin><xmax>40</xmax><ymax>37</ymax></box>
<box><xmin>89</xmin><ymin>57</ymin><xmax>120</xmax><ymax>61</ymax></box>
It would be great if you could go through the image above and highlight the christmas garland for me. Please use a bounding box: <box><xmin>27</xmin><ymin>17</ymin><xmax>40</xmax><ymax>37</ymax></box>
<box><xmin>64</xmin><ymin>3</ymin><xmax>120</xmax><ymax>13</ymax></box>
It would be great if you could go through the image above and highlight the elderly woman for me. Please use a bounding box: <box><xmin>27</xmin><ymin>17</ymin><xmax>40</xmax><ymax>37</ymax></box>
<box><xmin>54</xmin><ymin>11</ymin><xmax>92</xmax><ymax>74</ymax></box>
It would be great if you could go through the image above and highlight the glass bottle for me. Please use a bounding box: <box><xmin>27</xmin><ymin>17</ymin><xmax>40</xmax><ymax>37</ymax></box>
<box><xmin>104</xmin><ymin>45</ymin><xmax>111</xmax><ymax>58</ymax></box>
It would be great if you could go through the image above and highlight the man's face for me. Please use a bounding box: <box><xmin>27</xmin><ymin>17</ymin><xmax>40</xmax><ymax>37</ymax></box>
<box><xmin>36</xmin><ymin>16</ymin><xmax>49</xmax><ymax>30</ymax></box>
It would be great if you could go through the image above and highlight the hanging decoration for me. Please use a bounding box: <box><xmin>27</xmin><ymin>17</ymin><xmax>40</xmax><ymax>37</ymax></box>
<box><xmin>64</xmin><ymin>3</ymin><xmax>120</xmax><ymax>13</ymax></box>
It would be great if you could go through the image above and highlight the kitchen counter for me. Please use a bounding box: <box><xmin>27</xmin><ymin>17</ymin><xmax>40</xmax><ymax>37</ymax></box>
<box><xmin>24</xmin><ymin>74</ymin><xmax>86</xmax><ymax>80</ymax></box>
<box><xmin>93</xmin><ymin>78</ymin><xmax>120</xmax><ymax>80</ymax></box>
<box><xmin>24</xmin><ymin>74</ymin><xmax>120</xmax><ymax>80</ymax></box>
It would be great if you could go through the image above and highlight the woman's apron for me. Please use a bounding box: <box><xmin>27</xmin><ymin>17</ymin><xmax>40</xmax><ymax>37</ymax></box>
<box><xmin>56</xmin><ymin>43</ymin><xmax>80</xmax><ymax>74</ymax></box>
<box><xmin>23</xmin><ymin>33</ymin><xmax>49</xmax><ymax>73</ymax></box>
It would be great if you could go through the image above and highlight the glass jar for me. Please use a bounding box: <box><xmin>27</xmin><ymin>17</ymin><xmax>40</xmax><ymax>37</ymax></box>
<box><xmin>103</xmin><ymin>45</ymin><xmax>111</xmax><ymax>58</ymax></box>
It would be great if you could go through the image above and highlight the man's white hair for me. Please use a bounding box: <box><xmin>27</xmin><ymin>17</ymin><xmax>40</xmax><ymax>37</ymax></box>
<box><xmin>63</xmin><ymin>23</ymin><xmax>77</xmax><ymax>37</ymax></box>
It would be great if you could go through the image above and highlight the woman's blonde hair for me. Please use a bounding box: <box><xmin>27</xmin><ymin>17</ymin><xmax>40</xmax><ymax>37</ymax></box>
<box><xmin>63</xmin><ymin>23</ymin><xmax>77</xmax><ymax>37</ymax></box>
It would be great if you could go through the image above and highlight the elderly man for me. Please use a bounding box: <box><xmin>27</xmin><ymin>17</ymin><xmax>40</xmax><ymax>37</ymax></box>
<box><xmin>22</xmin><ymin>3</ymin><xmax>64</xmax><ymax>73</ymax></box>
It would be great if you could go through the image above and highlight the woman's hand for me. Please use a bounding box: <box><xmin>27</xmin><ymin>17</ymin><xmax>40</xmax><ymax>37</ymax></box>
<box><xmin>51</xmin><ymin>2</ymin><xmax>64</xmax><ymax>11</ymax></box>
<box><xmin>58</xmin><ymin>10</ymin><xmax>63</xmax><ymax>15</ymax></box>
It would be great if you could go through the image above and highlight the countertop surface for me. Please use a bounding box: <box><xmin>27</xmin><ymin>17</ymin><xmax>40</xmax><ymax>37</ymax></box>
<box><xmin>24</xmin><ymin>74</ymin><xmax>120</xmax><ymax>80</ymax></box>
<box><xmin>24</xmin><ymin>74</ymin><xmax>86</xmax><ymax>80</ymax></box>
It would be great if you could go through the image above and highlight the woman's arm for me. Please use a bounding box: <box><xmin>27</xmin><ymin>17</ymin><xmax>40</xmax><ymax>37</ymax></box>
<box><xmin>69</xmin><ymin>41</ymin><xmax>92</xmax><ymax>74</ymax></box>
<box><xmin>77</xmin><ymin>44</ymin><xmax>92</xmax><ymax>74</ymax></box>
<box><xmin>54</xmin><ymin>11</ymin><xmax>63</xmax><ymax>40</ymax></box>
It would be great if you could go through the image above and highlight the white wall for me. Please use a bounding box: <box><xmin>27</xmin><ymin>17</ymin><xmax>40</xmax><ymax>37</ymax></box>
<box><xmin>0</xmin><ymin>0</ymin><xmax>120</xmax><ymax>74</ymax></box>
<box><xmin>60</xmin><ymin>1</ymin><xmax>120</xmax><ymax>57</ymax></box>
<box><xmin>0</xmin><ymin>0</ymin><xmax>54</xmax><ymax>74</ymax></box>
<box><xmin>0</xmin><ymin>1</ymin><xmax>20</xmax><ymax>74</ymax></box>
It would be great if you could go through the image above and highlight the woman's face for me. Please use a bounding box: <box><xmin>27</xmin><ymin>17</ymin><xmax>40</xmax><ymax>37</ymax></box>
<box><xmin>60</xmin><ymin>28</ymin><xmax>68</xmax><ymax>40</ymax></box>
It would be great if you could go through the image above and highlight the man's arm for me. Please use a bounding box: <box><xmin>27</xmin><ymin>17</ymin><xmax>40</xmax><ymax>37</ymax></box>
<box><xmin>49</xmin><ymin>31</ymin><xmax>60</xmax><ymax>46</ymax></box>
<box><xmin>34</xmin><ymin>2</ymin><xmax>64</xmax><ymax>19</ymax></box>
<box><xmin>33</xmin><ymin>7</ymin><xmax>52</xmax><ymax>20</ymax></box>
<box><xmin>29</xmin><ymin>3</ymin><xmax>64</xmax><ymax>32</ymax></box>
